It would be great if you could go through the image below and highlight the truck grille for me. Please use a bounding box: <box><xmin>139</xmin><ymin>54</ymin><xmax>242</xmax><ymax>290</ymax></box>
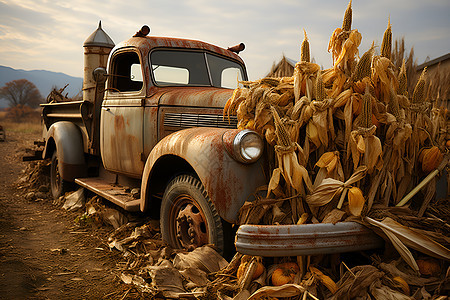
<box><xmin>164</xmin><ymin>113</ymin><xmax>238</xmax><ymax>129</ymax></box>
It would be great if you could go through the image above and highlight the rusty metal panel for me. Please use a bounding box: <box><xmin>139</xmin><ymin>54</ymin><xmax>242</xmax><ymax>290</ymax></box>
<box><xmin>157</xmin><ymin>87</ymin><xmax>233</xmax><ymax>108</ymax></box>
<box><xmin>140</xmin><ymin>127</ymin><xmax>266</xmax><ymax>223</ymax></box>
<box><xmin>118</xmin><ymin>36</ymin><xmax>245</xmax><ymax>65</ymax></box>
<box><xmin>143</xmin><ymin>106</ymin><xmax>159</xmax><ymax>158</ymax></box>
<box><xmin>235</xmin><ymin>222</ymin><xmax>384</xmax><ymax>257</ymax></box>
<box><xmin>100</xmin><ymin>99</ymin><xmax>144</xmax><ymax>177</ymax></box>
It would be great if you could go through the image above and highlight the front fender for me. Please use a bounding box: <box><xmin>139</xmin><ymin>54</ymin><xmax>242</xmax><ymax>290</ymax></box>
<box><xmin>43</xmin><ymin>121</ymin><xmax>86</xmax><ymax>181</ymax></box>
<box><xmin>141</xmin><ymin>127</ymin><xmax>266</xmax><ymax>223</ymax></box>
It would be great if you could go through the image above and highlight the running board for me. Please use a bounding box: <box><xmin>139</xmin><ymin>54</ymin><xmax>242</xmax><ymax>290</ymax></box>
<box><xmin>75</xmin><ymin>177</ymin><xmax>141</xmax><ymax>212</ymax></box>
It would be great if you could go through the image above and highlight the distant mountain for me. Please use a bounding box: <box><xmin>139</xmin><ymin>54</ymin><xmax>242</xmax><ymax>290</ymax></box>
<box><xmin>0</xmin><ymin>66</ymin><xmax>83</xmax><ymax>108</ymax></box>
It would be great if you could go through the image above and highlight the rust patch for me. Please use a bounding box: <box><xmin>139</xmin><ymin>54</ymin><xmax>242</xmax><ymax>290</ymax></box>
<box><xmin>114</xmin><ymin>115</ymin><xmax>125</xmax><ymax>131</ymax></box>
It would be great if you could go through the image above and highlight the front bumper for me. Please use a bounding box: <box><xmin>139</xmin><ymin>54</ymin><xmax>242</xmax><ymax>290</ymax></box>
<box><xmin>235</xmin><ymin>222</ymin><xmax>384</xmax><ymax>257</ymax></box>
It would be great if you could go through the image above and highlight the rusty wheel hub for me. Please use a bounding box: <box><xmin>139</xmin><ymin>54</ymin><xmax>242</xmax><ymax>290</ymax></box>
<box><xmin>175</xmin><ymin>198</ymin><xmax>208</xmax><ymax>251</ymax></box>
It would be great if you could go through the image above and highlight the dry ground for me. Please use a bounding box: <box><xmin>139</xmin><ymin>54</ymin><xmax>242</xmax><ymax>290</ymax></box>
<box><xmin>0</xmin><ymin>129</ymin><xmax>132</xmax><ymax>299</ymax></box>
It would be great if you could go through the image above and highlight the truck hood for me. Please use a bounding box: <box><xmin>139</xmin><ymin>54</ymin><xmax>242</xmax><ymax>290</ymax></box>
<box><xmin>157</xmin><ymin>87</ymin><xmax>234</xmax><ymax>109</ymax></box>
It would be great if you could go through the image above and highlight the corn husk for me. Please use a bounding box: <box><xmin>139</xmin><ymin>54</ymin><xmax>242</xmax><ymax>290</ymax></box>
<box><xmin>365</xmin><ymin>217</ymin><xmax>450</xmax><ymax>272</ymax></box>
<box><xmin>306</xmin><ymin>166</ymin><xmax>367</xmax><ymax>208</ymax></box>
<box><xmin>310</xmin><ymin>266</ymin><xmax>338</xmax><ymax>294</ymax></box>
<box><xmin>248</xmin><ymin>284</ymin><xmax>311</xmax><ymax>300</ymax></box>
<box><xmin>349</xmin><ymin>125</ymin><xmax>383</xmax><ymax>173</ymax></box>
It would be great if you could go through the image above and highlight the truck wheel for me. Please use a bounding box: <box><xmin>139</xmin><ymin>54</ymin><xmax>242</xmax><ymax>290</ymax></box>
<box><xmin>160</xmin><ymin>175</ymin><xmax>224</xmax><ymax>254</ymax></box>
<box><xmin>50</xmin><ymin>151</ymin><xmax>72</xmax><ymax>199</ymax></box>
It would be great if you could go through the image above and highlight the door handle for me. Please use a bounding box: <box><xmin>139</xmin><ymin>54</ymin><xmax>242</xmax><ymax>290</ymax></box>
<box><xmin>102</xmin><ymin>107</ymin><xmax>110</xmax><ymax>111</ymax></box>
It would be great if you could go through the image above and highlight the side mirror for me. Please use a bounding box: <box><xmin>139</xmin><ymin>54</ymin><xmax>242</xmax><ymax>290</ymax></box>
<box><xmin>93</xmin><ymin>67</ymin><xmax>108</xmax><ymax>83</ymax></box>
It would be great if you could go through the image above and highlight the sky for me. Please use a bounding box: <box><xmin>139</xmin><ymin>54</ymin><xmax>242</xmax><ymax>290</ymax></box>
<box><xmin>0</xmin><ymin>0</ymin><xmax>449</xmax><ymax>81</ymax></box>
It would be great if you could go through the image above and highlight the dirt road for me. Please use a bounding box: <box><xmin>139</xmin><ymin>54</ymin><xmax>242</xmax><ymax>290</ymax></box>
<box><xmin>0</xmin><ymin>131</ymin><xmax>128</xmax><ymax>299</ymax></box>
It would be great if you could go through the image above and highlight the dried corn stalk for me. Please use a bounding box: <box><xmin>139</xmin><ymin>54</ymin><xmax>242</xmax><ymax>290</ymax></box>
<box><xmin>268</xmin><ymin>107</ymin><xmax>312</xmax><ymax>197</ymax></box>
<box><xmin>348</xmin><ymin>88</ymin><xmax>384</xmax><ymax>174</ymax></box>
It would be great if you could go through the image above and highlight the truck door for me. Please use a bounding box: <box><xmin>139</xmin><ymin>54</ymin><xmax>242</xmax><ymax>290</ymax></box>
<box><xmin>100</xmin><ymin>50</ymin><xmax>145</xmax><ymax>177</ymax></box>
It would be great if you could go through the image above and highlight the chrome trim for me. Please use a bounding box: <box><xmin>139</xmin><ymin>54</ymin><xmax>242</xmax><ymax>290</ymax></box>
<box><xmin>232</xmin><ymin>129</ymin><xmax>263</xmax><ymax>163</ymax></box>
<box><xmin>163</xmin><ymin>113</ymin><xmax>237</xmax><ymax>129</ymax></box>
<box><xmin>235</xmin><ymin>222</ymin><xmax>384</xmax><ymax>257</ymax></box>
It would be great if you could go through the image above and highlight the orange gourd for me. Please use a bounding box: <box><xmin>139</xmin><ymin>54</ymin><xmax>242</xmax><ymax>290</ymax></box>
<box><xmin>418</xmin><ymin>146</ymin><xmax>443</xmax><ymax>173</ymax></box>
<box><xmin>237</xmin><ymin>259</ymin><xmax>264</xmax><ymax>280</ymax></box>
<box><xmin>271</xmin><ymin>262</ymin><xmax>300</xmax><ymax>286</ymax></box>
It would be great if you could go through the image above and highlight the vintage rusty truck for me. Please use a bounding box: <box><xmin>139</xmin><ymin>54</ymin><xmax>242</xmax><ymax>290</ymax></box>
<box><xmin>37</xmin><ymin>23</ymin><xmax>381</xmax><ymax>256</ymax></box>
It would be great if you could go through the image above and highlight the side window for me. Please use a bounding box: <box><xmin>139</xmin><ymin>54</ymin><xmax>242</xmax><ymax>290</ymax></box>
<box><xmin>221</xmin><ymin>68</ymin><xmax>242</xmax><ymax>89</ymax></box>
<box><xmin>110</xmin><ymin>52</ymin><xmax>143</xmax><ymax>92</ymax></box>
<box><xmin>206</xmin><ymin>53</ymin><xmax>244</xmax><ymax>89</ymax></box>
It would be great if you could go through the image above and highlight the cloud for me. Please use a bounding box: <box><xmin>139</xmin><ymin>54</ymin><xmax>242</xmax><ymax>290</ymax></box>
<box><xmin>0</xmin><ymin>0</ymin><xmax>448</xmax><ymax>80</ymax></box>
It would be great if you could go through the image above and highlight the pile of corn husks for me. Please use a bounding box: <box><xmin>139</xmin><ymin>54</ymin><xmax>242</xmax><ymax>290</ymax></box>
<box><xmin>215</xmin><ymin>0</ymin><xmax>450</xmax><ymax>299</ymax></box>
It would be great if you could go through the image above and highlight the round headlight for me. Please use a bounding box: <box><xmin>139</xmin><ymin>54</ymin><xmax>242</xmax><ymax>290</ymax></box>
<box><xmin>233</xmin><ymin>130</ymin><xmax>264</xmax><ymax>163</ymax></box>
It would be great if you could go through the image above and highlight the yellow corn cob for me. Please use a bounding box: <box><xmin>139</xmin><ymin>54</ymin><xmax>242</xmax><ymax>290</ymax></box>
<box><xmin>412</xmin><ymin>67</ymin><xmax>427</xmax><ymax>104</ymax></box>
<box><xmin>398</xmin><ymin>59</ymin><xmax>407</xmax><ymax>96</ymax></box>
<box><xmin>381</xmin><ymin>18</ymin><xmax>392</xmax><ymax>59</ymax></box>
<box><xmin>271</xmin><ymin>106</ymin><xmax>292</xmax><ymax>147</ymax></box>
<box><xmin>315</xmin><ymin>72</ymin><xmax>326</xmax><ymax>101</ymax></box>
<box><xmin>301</xmin><ymin>29</ymin><xmax>310</xmax><ymax>62</ymax></box>
<box><xmin>388</xmin><ymin>87</ymin><xmax>401</xmax><ymax>119</ymax></box>
<box><xmin>353</xmin><ymin>43</ymin><xmax>375</xmax><ymax>82</ymax></box>
<box><xmin>360</xmin><ymin>85</ymin><xmax>373</xmax><ymax>128</ymax></box>
<box><xmin>342</xmin><ymin>0</ymin><xmax>352</xmax><ymax>31</ymax></box>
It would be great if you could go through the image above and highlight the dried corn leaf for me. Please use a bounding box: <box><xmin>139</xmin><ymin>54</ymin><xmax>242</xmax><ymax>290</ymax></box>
<box><xmin>173</xmin><ymin>245</ymin><xmax>228</xmax><ymax>273</ymax></box>
<box><xmin>310</xmin><ymin>266</ymin><xmax>338</xmax><ymax>294</ymax></box>
<box><xmin>307</xmin><ymin>121</ymin><xmax>321</xmax><ymax>148</ymax></box>
<box><xmin>378</xmin><ymin>224</ymin><xmax>420</xmax><ymax>273</ymax></box>
<box><xmin>349</xmin><ymin>126</ymin><xmax>383</xmax><ymax>173</ymax></box>
<box><xmin>334</xmin><ymin>30</ymin><xmax>362</xmax><ymax>72</ymax></box>
<box><xmin>315</xmin><ymin>151</ymin><xmax>338</xmax><ymax>174</ymax></box>
<box><xmin>322</xmin><ymin>209</ymin><xmax>346</xmax><ymax>224</ymax></box>
<box><xmin>267</xmin><ymin>168</ymin><xmax>282</xmax><ymax>198</ymax></box>
<box><xmin>378</xmin><ymin>261</ymin><xmax>441</xmax><ymax>287</ymax></box>
<box><xmin>306</xmin><ymin>178</ymin><xmax>344</xmax><ymax>207</ymax></box>
<box><xmin>365</xmin><ymin>217</ymin><xmax>450</xmax><ymax>261</ymax></box>
<box><xmin>348</xmin><ymin>186</ymin><xmax>365</xmax><ymax>216</ymax></box>
<box><xmin>313</xmin><ymin>151</ymin><xmax>345</xmax><ymax>188</ymax></box>
<box><xmin>333</xmin><ymin>88</ymin><xmax>352</xmax><ymax>108</ymax></box>
<box><xmin>369</xmin><ymin>280</ymin><xmax>411</xmax><ymax>300</ymax></box>
<box><xmin>307</xmin><ymin>166</ymin><xmax>367</xmax><ymax>208</ymax></box>
<box><xmin>331</xmin><ymin>265</ymin><xmax>384</xmax><ymax>300</ymax></box>
<box><xmin>248</xmin><ymin>284</ymin><xmax>307</xmax><ymax>300</ymax></box>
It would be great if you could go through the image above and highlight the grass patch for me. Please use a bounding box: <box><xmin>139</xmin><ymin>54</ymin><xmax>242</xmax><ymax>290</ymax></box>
<box><xmin>0</xmin><ymin>108</ymin><xmax>42</xmax><ymax>134</ymax></box>
<box><xmin>0</xmin><ymin>120</ymin><xmax>42</xmax><ymax>134</ymax></box>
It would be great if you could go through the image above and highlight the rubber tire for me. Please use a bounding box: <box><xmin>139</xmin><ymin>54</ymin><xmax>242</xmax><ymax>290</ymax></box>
<box><xmin>50</xmin><ymin>151</ymin><xmax>72</xmax><ymax>199</ymax></box>
<box><xmin>160</xmin><ymin>174</ymin><xmax>224</xmax><ymax>254</ymax></box>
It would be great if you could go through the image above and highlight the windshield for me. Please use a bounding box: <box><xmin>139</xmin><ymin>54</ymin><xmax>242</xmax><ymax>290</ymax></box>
<box><xmin>150</xmin><ymin>50</ymin><xmax>245</xmax><ymax>89</ymax></box>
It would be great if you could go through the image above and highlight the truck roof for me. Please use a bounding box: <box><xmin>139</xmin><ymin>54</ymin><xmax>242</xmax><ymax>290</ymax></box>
<box><xmin>115</xmin><ymin>36</ymin><xmax>245</xmax><ymax>65</ymax></box>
